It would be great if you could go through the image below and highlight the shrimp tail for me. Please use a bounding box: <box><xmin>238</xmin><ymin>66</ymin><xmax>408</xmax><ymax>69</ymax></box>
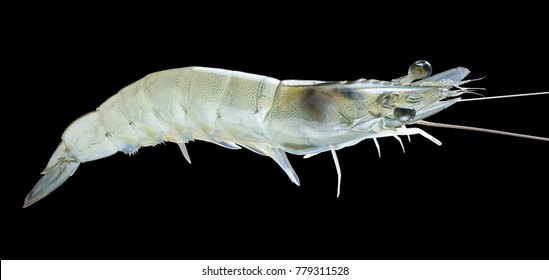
<box><xmin>24</xmin><ymin>143</ymin><xmax>80</xmax><ymax>208</ymax></box>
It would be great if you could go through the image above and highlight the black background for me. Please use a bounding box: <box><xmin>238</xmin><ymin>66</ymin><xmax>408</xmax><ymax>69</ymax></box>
<box><xmin>3</xmin><ymin>6</ymin><xmax>548</xmax><ymax>260</ymax></box>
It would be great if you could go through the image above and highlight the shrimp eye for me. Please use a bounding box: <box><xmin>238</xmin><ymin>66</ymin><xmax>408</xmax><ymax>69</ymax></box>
<box><xmin>394</xmin><ymin>107</ymin><xmax>416</xmax><ymax>123</ymax></box>
<box><xmin>408</xmin><ymin>60</ymin><xmax>432</xmax><ymax>80</ymax></box>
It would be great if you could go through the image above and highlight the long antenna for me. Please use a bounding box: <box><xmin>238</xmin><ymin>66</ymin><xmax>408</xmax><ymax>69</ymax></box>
<box><xmin>458</xmin><ymin>91</ymin><xmax>549</xmax><ymax>102</ymax></box>
<box><xmin>417</xmin><ymin>120</ymin><xmax>549</xmax><ymax>142</ymax></box>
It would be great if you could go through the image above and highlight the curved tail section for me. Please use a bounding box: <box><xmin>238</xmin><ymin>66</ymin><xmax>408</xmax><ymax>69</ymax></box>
<box><xmin>24</xmin><ymin>143</ymin><xmax>80</xmax><ymax>208</ymax></box>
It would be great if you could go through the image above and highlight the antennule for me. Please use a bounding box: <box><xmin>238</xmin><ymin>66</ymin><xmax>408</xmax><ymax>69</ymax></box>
<box><xmin>458</xmin><ymin>91</ymin><xmax>549</xmax><ymax>102</ymax></box>
<box><xmin>417</xmin><ymin>120</ymin><xmax>549</xmax><ymax>142</ymax></box>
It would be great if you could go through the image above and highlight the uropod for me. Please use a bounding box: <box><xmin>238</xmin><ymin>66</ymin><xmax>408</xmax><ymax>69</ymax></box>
<box><xmin>25</xmin><ymin>61</ymin><xmax>549</xmax><ymax>207</ymax></box>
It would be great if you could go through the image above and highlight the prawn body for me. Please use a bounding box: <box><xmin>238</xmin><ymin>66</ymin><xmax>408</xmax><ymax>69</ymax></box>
<box><xmin>25</xmin><ymin>62</ymin><xmax>529</xmax><ymax>207</ymax></box>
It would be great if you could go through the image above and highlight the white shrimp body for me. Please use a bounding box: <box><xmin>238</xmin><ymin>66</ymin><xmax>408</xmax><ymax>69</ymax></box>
<box><xmin>96</xmin><ymin>67</ymin><xmax>280</xmax><ymax>155</ymax></box>
<box><xmin>25</xmin><ymin>62</ymin><xmax>489</xmax><ymax>207</ymax></box>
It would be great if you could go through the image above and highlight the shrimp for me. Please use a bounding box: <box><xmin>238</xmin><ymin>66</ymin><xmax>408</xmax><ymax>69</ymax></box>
<box><xmin>24</xmin><ymin>61</ymin><xmax>549</xmax><ymax>207</ymax></box>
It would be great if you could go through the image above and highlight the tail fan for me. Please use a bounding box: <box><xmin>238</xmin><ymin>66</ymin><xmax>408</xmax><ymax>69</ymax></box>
<box><xmin>25</xmin><ymin>160</ymin><xmax>80</xmax><ymax>208</ymax></box>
